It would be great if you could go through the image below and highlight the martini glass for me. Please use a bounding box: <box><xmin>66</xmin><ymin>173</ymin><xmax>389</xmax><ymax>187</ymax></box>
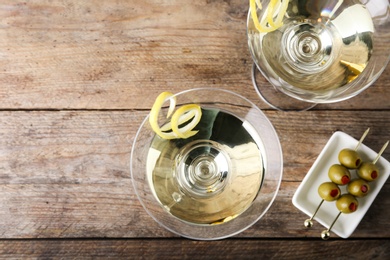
<box><xmin>248</xmin><ymin>0</ymin><xmax>390</xmax><ymax>111</ymax></box>
<box><xmin>131</xmin><ymin>88</ymin><xmax>283</xmax><ymax>240</ymax></box>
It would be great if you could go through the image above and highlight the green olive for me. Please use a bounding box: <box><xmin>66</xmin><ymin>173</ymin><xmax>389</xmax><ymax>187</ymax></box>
<box><xmin>328</xmin><ymin>164</ymin><xmax>351</xmax><ymax>185</ymax></box>
<box><xmin>318</xmin><ymin>182</ymin><xmax>341</xmax><ymax>201</ymax></box>
<box><xmin>336</xmin><ymin>194</ymin><xmax>358</xmax><ymax>214</ymax></box>
<box><xmin>338</xmin><ymin>148</ymin><xmax>362</xmax><ymax>169</ymax></box>
<box><xmin>347</xmin><ymin>179</ymin><xmax>370</xmax><ymax>197</ymax></box>
<box><xmin>357</xmin><ymin>162</ymin><xmax>379</xmax><ymax>182</ymax></box>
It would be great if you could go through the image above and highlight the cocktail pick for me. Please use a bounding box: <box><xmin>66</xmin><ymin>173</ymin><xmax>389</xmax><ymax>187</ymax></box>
<box><xmin>304</xmin><ymin>182</ymin><xmax>340</xmax><ymax>228</ymax></box>
<box><xmin>373</xmin><ymin>140</ymin><xmax>389</xmax><ymax>165</ymax></box>
<box><xmin>355</xmin><ymin>128</ymin><xmax>370</xmax><ymax>151</ymax></box>
<box><xmin>338</xmin><ymin>128</ymin><xmax>370</xmax><ymax>169</ymax></box>
<box><xmin>321</xmin><ymin>193</ymin><xmax>359</xmax><ymax>240</ymax></box>
<box><xmin>357</xmin><ymin>140</ymin><xmax>389</xmax><ymax>181</ymax></box>
<box><xmin>304</xmin><ymin>129</ymin><xmax>369</xmax><ymax>228</ymax></box>
<box><xmin>321</xmin><ymin>141</ymin><xmax>388</xmax><ymax>239</ymax></box>
<box><xmin>321</xmin><ymin>212</ymin><xmax>341</xmax><ymax>240</ymax></box>
<box><xmin>304</xmin><ymin>200</ymin><xmax>324</xmax><ymax>228</ymax></box>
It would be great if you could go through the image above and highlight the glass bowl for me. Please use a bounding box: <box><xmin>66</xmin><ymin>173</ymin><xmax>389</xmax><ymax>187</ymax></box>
<box><xmin>247</xmin><ymin>0</ymin><xmax>390</xmax><ymax>107</ymax></box>
<box><xmin>130</xmin><ymin>88</ymin><xmax>283</xmax><ymax>240</ymax></box>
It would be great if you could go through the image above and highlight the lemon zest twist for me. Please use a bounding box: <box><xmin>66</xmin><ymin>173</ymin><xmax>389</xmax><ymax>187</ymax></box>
<box><xmin>250</xmin><ymin>0</ymin><xmax>289</xmax><ymax>33</ymax></box>
<box><xmin>149</xmin><ymin>92</ymin><xmax>202</xmax><ymax>140</ymax></box>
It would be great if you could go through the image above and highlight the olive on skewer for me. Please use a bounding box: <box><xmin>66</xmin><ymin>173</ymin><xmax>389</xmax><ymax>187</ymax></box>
<box><xmin>321</xmin><ymin>194</ymin><xmax>359</xmax><ymax>240</ymax></box>
<box><xmin>318</xmin><ymin>182</ymin><xmax>341</xmax><ymax>201</ymax></box>
<box><xmin>357</xmin><ymin>141</ymin><xmax>389</xmax><ymax>182</ymax></box>
<box><xmin>328</xmin><ymin>164</ymin><xmax>351</xmax><ymax>185</ymax></box>
<box><xmin>347</xmin><ymin>179</ymin><xmax>370</xmax><ymax>197</ymax></box>
<box><xmin>338</xmin><ymin>128</ymin><xmax>370</xmax><ymax>169</ymax></box>
<box><xmin>304</xmin><ymin>129</ymin><xmax>369</xmax><ymax>228</ymax></box>
<box><xmin>320</xmin><ymin>140</ymin><xmax>388</xmax><ymax>240</ymax></box>
<box><xmin>358</xmin><ymin>163</ymin><xmax>379</xmax><ymax>181</ymax></box>
<box><xmin>336</xmin><ymin>194</ymin><xmax>359</xmax><ymax>214</ymax></box>
<box><xmin>338</xmin><ymin>149</ymin><xmax>362</xmax><ymax>169</ymax></box>
<box><xmin>302</xmin><ymin>129</ymin><xmax>389</xmax><ymax>239</ymax></box>
<box><xmin>304</xmin><ymin>182</ymin><xmax>341</xmax><ymax>228</ymax></box>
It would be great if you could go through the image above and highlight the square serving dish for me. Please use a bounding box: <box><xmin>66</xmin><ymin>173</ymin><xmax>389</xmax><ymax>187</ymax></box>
<box><xmin>292</xmin><ymin>131</ymin><xmax>390</xmax><ymax>238</ymax></box>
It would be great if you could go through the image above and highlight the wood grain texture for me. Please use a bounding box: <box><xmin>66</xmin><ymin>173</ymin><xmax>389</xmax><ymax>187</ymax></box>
<box><xmin>0</xmin><ymin>0</ymin><xmax>389</xmax><ymax>257</ymax></box>
<box><xmin>0</xmin><ymin>111</ymin><xmax>389</xmax><ymax>239</ymax></box>
<box><xmin>0</xmin><ymin>0</ymin><xmax>251</xmax><ymax>109</ymax></box>
<box><xmin>0</xmin><ymin>239</ymin><xmax>389</xmax><ymax>259</ymax></box>
<box><xmin>0</xmin><ymin>0</ymin><xmax>389</xmax><ymax>110</ymax></box>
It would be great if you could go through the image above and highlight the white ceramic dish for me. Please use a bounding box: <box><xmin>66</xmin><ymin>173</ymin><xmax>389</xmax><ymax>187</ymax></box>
<box><xmin>292</xmin><ymin>131</ymin><xmax>390</xmax><ymax>238</ymax></box>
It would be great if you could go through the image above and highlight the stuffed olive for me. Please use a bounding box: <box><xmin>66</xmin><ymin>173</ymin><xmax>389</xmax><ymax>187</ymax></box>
<box><xmin>338</xmin><ymin>148</ymin><xmax>362</xmax><ymax>169</ymax></box>
<box><xmin>328</xmin><ymin>164</ymin><xmax>351</xmax><ymax>185</ymax></box>
<box><xmin>347</xmin><ymin>179</ymin><xmax>370</xmax><ymax>197</ymax></box>
<box><xmin>318</xmin><ymin>182</ymin><xmax>341</xmax><ymax>201</ymax></box>
<box><xmin>336</xmin><ymin>194</ymin><xmax>358</xmax><ymax>214</ymax></box>
<box><xmin>357</xmin><ymin>162</ymin><xmax>379</xmax><ymax>181</ymax></box>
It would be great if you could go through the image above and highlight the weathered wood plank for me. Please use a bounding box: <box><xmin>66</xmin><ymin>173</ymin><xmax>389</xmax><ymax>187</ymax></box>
<box><xmin>1</xmin><ymin>181</ymin><xmax>388</xmax><ymax>239</ymax></box>
<box><xmin>0</xmin><ymin>239</ymin><xmax>389</xmax><ymax>259</ymax></box>
<box><xmin>0</xmin><ymin>110</ymin><xmax>389</xmax><ymax>238</ymax></box>
<box><xmin>0</xmin><ymin>0</ymin><xmax>389</xmax><ymax>110</ymax></box>
<box><xmin>0</xmin><ymin>0</ymin><xmax>251</xmax><ymax>109</ymax></box>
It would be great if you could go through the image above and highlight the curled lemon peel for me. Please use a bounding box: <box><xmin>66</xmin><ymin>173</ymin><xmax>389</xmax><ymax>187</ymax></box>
<box><xmin>149</xmin><ymin>92</ymin><xmax>178</xmax><ymax>140</ymax></box>
<box><xmin>250</xmin><ymin>0</ymin><xmax>288</xmax><ymax>33</ymax></box>
<box><xmin>275</xmin><ymin>0</ymin><xmax>289</xmax><ymax>25</ymax></box>
<box><xmin>171</xmin><ymin>104</ymin><xmax>201</xmax><ymax>139</ymax></box>
<box><xmin>149</xmin><ymin>92</ymin><xmax>202</xmax><ymax>140</ymax></box>
<box><xmin>266</xmin><ymin>0</ymin><xmax>278</xmax><ymax>28</ymax></box>
<box><xmin>250</xmin><ymin>0</ymin><xmax>271</xmax><ymax>33</ymax></box>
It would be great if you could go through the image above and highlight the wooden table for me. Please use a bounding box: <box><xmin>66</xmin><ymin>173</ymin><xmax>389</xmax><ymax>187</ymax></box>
<box><xmin>1</xmin><ymin>1</ymin><xmax>389</xmax><ymax>258</ymax></box>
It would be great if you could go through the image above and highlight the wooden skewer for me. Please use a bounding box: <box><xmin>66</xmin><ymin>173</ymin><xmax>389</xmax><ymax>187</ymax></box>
<box><xmin>355</xmin><ymin>128</ymin><xmax>370</xmax><ymax>151</ymax></box>
<box><xmin>373</xmin><ymin>140</ymin><xmax>389</xmax><ymax>164</ymax></box>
